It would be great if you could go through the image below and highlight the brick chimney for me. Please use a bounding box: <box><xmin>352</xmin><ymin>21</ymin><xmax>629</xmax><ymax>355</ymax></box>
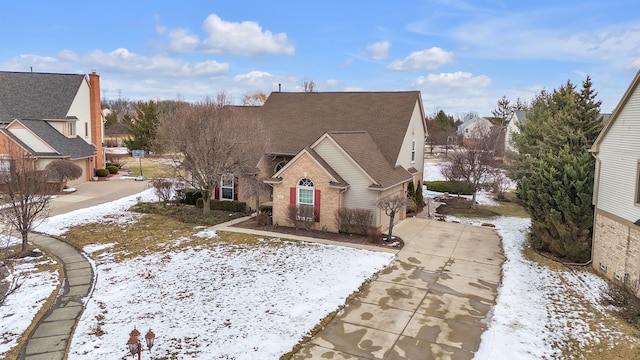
<box><xmin>88</xmin><ymin>71</ymin><xmax>104</xmax><ymax>169</ymax></box>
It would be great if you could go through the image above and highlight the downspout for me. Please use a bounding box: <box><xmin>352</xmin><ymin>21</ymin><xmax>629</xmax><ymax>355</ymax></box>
<box><xmin>589</xmin><ymin>149</ymin><xmax>601</xmax><ymax>268</ymax></box>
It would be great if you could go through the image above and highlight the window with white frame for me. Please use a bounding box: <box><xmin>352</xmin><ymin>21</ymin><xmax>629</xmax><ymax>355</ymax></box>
<box><xmin>67</xmin><ymin>122</ymin><xmax>76</xmax><ymax>136</ymax></box>
<box><xmin>221</xmin><ymin>174</ymin><xmax>234</xmax><ymax>200</ymax></box>
<box><xmin>411</xmin><ymin>140</ymin><xmax>416</xmax><ymax>162</ymax></box>
<box><xmin>297</xmin><ymin>177</ymin><xmax>314</xmax><ymax>219</ymax></box>
<box><xmin>0</xmin><ymin>155</ymin><xmax>13</xmax><ymax>174</ymax></box>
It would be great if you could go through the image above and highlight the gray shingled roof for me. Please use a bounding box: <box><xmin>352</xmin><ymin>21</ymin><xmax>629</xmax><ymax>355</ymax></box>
<box><xmin>326</xmin><ymin>131</ymin><xmax>412</xmax><ymax>189</ymax></box>
<box><xmin>258</xmin><ymin>91</ymin><xmax>421</xmax><ymax>166</ymax></box>
<box><xmin>0</xmin><ymin>71</ymin><xmax>85</xmax><ymax>121</ymax></box>
<box><xmin>14</xmin><ymin>119</ymin><xmax>96</xmax><ymax>159</ymax></box>
<box><xmin>303</xmin><ymin>147</ymin><xmax>349</xmax><ymax>188</ymax></box>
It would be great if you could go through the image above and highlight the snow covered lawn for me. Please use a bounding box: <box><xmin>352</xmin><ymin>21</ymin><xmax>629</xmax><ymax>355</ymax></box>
<box><xmin>32</xmin><ymin>189</ymin><xmax>395</xmax><ymax>359</ymax></box>
<box><xmin>0</xmin><ymin>237</ymin><xmax>59</xmax><ymax>358</ymax></box>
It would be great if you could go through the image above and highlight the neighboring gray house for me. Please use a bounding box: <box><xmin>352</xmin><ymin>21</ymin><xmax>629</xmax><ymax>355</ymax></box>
<box><xmin>590</xmin><ymin>70</ymin><xmax>640</xmax><ymax>295</ymax></box>
<box><xmin>0</xmin><ymin>71</ymin><xmax>105</xmax><ymax>184</ymax></box>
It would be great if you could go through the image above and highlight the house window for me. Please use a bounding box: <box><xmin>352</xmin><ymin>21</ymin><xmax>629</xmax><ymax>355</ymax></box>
<box><xmin>0</xmin><ymin>155</ymin><xmax>13</xmax><ymax>174</ymax></box>
<box><xmin>221</xmin><ymin>174</ymin><xmax>234</xmax><ymax>200</ymax></box>
<box><xmin>411</xmin><ymin>140</ymin><xmax>416</xmax><ymax>162</ymax></box>
<box><xmin>67</xmin><ymin>122</ymin><xmax>76</xmax><ymax>136</ymax></box>
<box><xmin>85</xmin><ymin>122</ymin><xmax>89</xmax><ymax>137</ymax></box>
<box><xmin>297</xmin><ymin>177</ymin><xmax>315</xmax><ymax>219</ymax></box>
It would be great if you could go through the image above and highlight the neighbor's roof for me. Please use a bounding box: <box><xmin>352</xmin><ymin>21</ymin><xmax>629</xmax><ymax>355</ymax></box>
<box><xmin>326</xmin><ymin>131</ymin><xmax>412</xmax><ymax>189</ymax></box>
<box><xmin>3</xmin><ymin>119</ymin><xmax>96</xmax><ymax>159</ymax></box>
<box><xmin>0</xmin><ymin>71</ymin><xmax>85</xmax><ymax>121</ymax></box>
<box><xmin>257</xmin><ymin>91</ymin><xmax>423</xmax><ymax>166</ymax></box>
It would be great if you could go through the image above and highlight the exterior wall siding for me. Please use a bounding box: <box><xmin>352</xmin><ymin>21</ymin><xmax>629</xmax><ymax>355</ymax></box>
<box><xmin>9</xmin><ymin>127</ymin><xmax>54</xmax><ymax>153</ymax></box>
<box><xmin>67</xmin><ymin>79</ymin><xmax>93</xmax><ymax>144</ymax></box>
<box><xmin>593</xmin><ymin>210</ymin><xmax>640</xmax><ymax>296</ymax></box>
<box><xmin>313</xmin><ymin>139</ymin><xmax>381</xmax><ymax>223</ymax></box>
<box><xmin>596</xmin><ymin>84</ymin><xmax>640</xmax><ymax>223</ymax></box>
<box><xmin>271</xmin><ymin>154</ymin><xmax>342</xmax><ymax>232</ymax></box>
<box><xmin>396</xmin><ymin>101</ymin><xmax>426</xmax><ymax>182</ymax></box>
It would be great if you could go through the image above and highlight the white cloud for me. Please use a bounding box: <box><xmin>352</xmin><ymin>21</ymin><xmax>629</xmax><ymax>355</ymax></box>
<box><xmin>413</xmin><ymin>71</ymin><xmax>491</xmax><ymax>88</ymax></box>
<box><xmin>366</xmin><ymin>41</ymin><xmax>390</xmax><ymax>60</ymax></box>
<box><xmin>388</xmin><ymin>47</ymin><xmax>453</xmax><ymax>72</ymax></box>
<box><xmin>201</xmin><ymin>14</ymin><xmax>294</xmax><ymax>56</ymax></box>
<box><xmin>165</xmin><ymin>28</ymin><xmax>200</xmax><ymax>53</ymax></box>
<box><xmin>234</xmin><ymin>70</ymin><xmax>273</xmax><ymax>82</ymax></box>
<box><xmin>59</xmin><ymin>48</ymin><xmax>229</xmax><ymax>77</ymax></box>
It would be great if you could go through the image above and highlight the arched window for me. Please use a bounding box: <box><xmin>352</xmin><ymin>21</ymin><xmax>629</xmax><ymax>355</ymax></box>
<box><xmin>297</xmin><ymin>177</ymin><xmax>314</xmax><ymax>219</ymax></box>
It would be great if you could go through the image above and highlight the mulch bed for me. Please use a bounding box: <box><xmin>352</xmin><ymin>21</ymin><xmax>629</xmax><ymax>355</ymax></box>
<box><xmin>231</xmin><ymin>218</ymin><xmax>404</xmax><ymax>250</ymax></box>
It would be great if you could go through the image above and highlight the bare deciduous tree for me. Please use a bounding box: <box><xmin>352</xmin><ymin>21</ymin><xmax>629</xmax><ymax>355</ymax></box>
<box><xmin>303</xmin><ymin>81</ymin><xmax>316</xmax><ymax>92</ymax></box>
<box><xmin>442</xmin><ymin>127</ymin><xmax>498</xmax><ymax>209</ymax></box>
<box><xmin>156</xmin><ymin>93</ymin><xmax>269</xmax><ymax>215</ymax></box>
<box><xmin>0</xmin><ymin>149</ymin><xmax>53</xmax><ymax>255</ymax></box>
<box><xmin>376</xmin><ymin>194</ymin><xmax>412</xmax><ymax>242</ymax></box>
<box><xmin>241</xmin><ymin>92</ymin><xmax>268</xmax><ymax>106</ymax></box>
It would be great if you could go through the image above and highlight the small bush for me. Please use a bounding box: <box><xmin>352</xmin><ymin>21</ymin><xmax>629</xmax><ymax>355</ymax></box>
<box><xmin>106</xmin><ymin>165</ymin><xmax>119</xmax><ymax>174</ymax></box>
<box><xmin>424</xmin><ymin>180</ymin><xmax>474</xmax><ymax>195</ymax></box>
<box><xmin>176</xmin><ymin>189</ymin><xmax>202</xmax><ymax>205</ymax></box>
<box><xmin>256</xmin><ymin>212</ymin><xmax>270</xmax><ymax>226</ymax></box>
<box><xmin>95</xmin><ymin>168</ymin><xmax>109</xmax><ymax>177</ymax></box>
<box><xmin>368</xmin><ymin>227</ymin><xmax>381</xmax><ymax>244</ymax></box>
<box><xmin>335</xmin><ymin>208</ymin><xmax>373</xmax><ymax>235</ymax></box>
<box><xmin>151</xmin><ymin>178</ymin><xmax>175</xmax><ymax>202</ymax></box>
<box><xmin>352</xmin><ymin>209</ymin><xmax>374</xmax><ymax>235</ymax></box>
<box><xmin>335</xmin><ymin>208</ymin><xmax>353</xmax><ymax>233</ymax></box>
<box><xmin>106</xmin><ymin>162</ymin><xmax>122</xmax><ymax>169</ymax></box>
<box><xmin>259</xmin><ymin>204</ymin><xmax>272</xmax><ymax>215</ymax></box>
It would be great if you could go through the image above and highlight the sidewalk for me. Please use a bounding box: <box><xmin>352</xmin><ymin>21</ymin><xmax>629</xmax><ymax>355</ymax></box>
<box><xmin>19</xmin><ymin>176</ymin><xmax>150</xmax><ymax>360</ymax></box>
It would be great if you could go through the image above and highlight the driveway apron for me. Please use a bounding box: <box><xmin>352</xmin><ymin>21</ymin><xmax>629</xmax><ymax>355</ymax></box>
<box><xmin>291</xmin><ymin>218</ymin><xmax>504</xmax><ymax>360</ymax></box>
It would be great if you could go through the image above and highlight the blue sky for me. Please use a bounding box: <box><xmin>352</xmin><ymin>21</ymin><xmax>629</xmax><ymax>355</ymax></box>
<box><xmin>1</xmin><ymin>0</ymin><xmax>638</xmax><ymax>117</ymax></box>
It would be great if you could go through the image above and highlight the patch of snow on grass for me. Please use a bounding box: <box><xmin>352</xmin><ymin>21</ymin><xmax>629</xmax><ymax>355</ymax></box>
<box><xmin>68</xmin><ymin>238</ymin><xmax>393</xmax><ymax>359</ymax></box>
<box><xmin>0</xmin><ymin>255</ymin><xmax>59</xmax><ymax>358</ymax></box>
<box><xmin>34</xmin><ymin>189</ymin><xmax>157</xmax><ymax>236</ymax></box>
<box><xmin>193</xmin><ymin>228</ymin><xmax>218</xmax><ymax>239</ymax></box>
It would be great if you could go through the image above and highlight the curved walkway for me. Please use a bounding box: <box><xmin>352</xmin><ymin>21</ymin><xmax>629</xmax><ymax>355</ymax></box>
<box><xmin>21</xmin><ymin>234</ymin><xmax>93</xmax><ymax>360</ymax></box>
<box><xmin>19</xmin><ymin>176</ymin><xmax>150</xmax><ymax>360</ymax></box>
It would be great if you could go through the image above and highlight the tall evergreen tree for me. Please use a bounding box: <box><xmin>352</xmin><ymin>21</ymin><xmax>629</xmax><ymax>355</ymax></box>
<box><xmin>124</xmin><ymin>100</ymin><xmax>160</xmax><ymax>153</ymax></box>
<box><xmin>509</xmin><ymin>77</ymin><xmax>603</xmax><ymax>262</ymax></box>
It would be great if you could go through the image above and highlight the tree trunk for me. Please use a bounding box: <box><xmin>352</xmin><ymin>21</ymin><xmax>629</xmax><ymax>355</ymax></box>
<box><xmin>471</xmin><ymin>191</ymin><xmax>477</xmax><ymax>209</ymax></box>
<box><xmin>202</xmin><ymin>190</ymin><xmax>211</xmax><ymax>215</ymax></box>
<box><xmin>388</xmin><ymin>213</ymin><xmax>395</xmax><ymax>240</ymax></box>
<box><xmin>21</xmin><ymin>230</ymin><xmax>29</xmax><ymax>255</ymax></box>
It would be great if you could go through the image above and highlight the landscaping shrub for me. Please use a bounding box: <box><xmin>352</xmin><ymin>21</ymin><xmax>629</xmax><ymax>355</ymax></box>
<box><xmin>95</xmin><ymin>168</ymin><xmax>109</xmax><ymax>178</ymax></box>
<box><xmin>106</xmin><ymin>165</ymin><xmax>119</xmax><ymax>174</ymax></box>
<box><xmin>176</xmin><ymin>189</ymin><xmax>202</xmax><ymax>205</ymax></box>
<box><xmin>259</xmin><ymin>204</ymin><xmax>272</xmax><ymax>215</ymax></box>
<box><xmin>106</xmin><ymin>162</ymin><xmax>122</xmax><ymax>169</ymax></box>
<box><xmin>334</xmin><ymin>208</ymin><xmax>373</xmax><ymax>235</ymax></box>
<box><xmin>352</xmin><ymin>209</ymin><xmax>374</xmax><ymax>235</ymax></box>
<box><xmin>195</xmin><ymin>198</ymin><xmax>247</xmax><ymax>212</ymax></box>
<box><xmin>335</xmin><ymin>208</ymin><xmax>353</xmax><ymax>233</ymax></box>
<box><xmin>424</xmin><ymin>180</ymin><xmax>474</xmax><ymax>195</ymax></box>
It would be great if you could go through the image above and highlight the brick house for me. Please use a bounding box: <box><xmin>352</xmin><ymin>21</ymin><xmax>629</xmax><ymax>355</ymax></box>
<box><xmin>590</xmin><ymin>70</ymin><xmax>640</xmax><ymax>294</ymax></box>
<box><xmin>230</xmin><ymin>91</ymin><xmax>427</xmax><ymax>233</ymax></box>
<box><xmin>0</xmin><ymin>71</ymin><xmax>104</xmax><ymax>185</ymax></box>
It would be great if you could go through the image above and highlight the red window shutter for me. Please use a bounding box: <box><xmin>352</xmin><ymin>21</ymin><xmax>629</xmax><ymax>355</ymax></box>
<box><xmin>214</xmin><ymin>185</ymin><xmax>220</xmax><ymax>200</ymax></box>
<box><xmin>314</xmin><ymin>189</ymin><xmax>321</xmax><ymax>222</ymax></box>
<box><xmin>290</xmin><ymin>187</ymin><xmax>296</xmax><ymax>206</ymax></box>
<box><xmin>234</xmin><ymin>176</ymin><xmax>239</xmax><ymax>201</ymax></box>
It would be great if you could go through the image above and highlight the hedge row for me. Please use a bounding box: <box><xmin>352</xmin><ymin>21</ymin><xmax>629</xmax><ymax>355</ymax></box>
<box><xmin>424</xmin><ymin>180</ymin><xmax>474</xmax><ymax>195</ymax></box>
<box><xmin>195</xmin><ymin>198</ymin><xmax>247</xmax><ymax>212</ymax></box>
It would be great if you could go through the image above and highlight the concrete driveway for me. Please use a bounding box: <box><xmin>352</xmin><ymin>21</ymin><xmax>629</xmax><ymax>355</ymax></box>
<box><xmin>291</xmin><ymin>218</ymin><xmax>504</xmax><ymax>360</ymax></box>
